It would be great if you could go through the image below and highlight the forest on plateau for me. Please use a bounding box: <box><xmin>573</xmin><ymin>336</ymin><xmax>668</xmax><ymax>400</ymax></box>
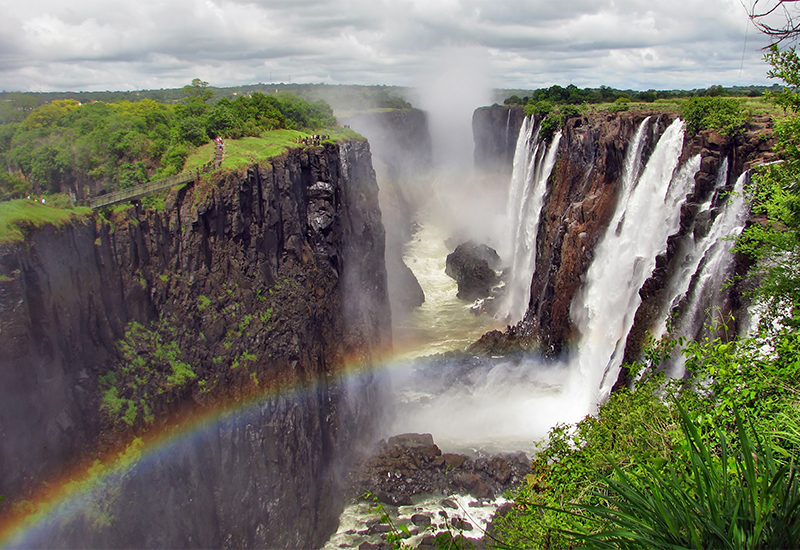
<box><xmin>490</xmin><ymin>44</ymin><xmax>800</xmax><ymax>550</ymax></box>
<box><xmin>0</xmin><ymin>79</ymin><xmax>336</xmax><ymax>201</ymax></box>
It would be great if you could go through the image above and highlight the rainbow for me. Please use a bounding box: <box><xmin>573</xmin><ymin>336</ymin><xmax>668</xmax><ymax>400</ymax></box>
<box><xmin>0</xmin><ymin>347</ymin><xmax>409</xmax><ymax>549</ymax></box>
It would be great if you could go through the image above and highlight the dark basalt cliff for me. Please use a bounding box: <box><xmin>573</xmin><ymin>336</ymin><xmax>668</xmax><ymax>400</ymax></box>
<box><xmin>472</xmin><ymin>105</ymin><xmax>526</xmax><ymax>174</ymax></box>
<box><xmin>341</xmin><ymin>109</ymin><xmax>432</xmax><ymax>319</ymax></box>
<box><xmin>472</xmin><ymin>111</ymin><xmax>773</xmax><ymax>380</ymax></box>
<box><xmin>0</xmin><ymin>140</ymin><xmax>391</xmax><ymax>548</ymax></box>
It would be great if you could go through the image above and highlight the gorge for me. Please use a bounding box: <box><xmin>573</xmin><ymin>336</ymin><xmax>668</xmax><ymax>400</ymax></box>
<box><xmin>0</xmin><ymin>98</ymin><xmax>776</xmax><ymax>548</ymax></box>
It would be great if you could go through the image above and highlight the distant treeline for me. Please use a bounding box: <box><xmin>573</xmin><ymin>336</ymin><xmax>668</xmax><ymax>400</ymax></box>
<box><xmin>0</xmin><ymin>79</ymin><xmax>337</xmax><ymax>200</ymax></box>
<box><xmin>0</xmin><ymin>83</ymin><xmax>413</xmax><ymax>125</ymax></box>
<box><xmin>501</xmin><ymin>84</ymin><xmax>783</xmax><ymax>106</ymax></box>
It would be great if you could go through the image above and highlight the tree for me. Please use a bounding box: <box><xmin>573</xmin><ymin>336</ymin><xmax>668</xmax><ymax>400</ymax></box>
<box><xmin>750</xmin><ymin>0</ymin><xmax>800</xmax><ymax>46</ymax></box>
<box><xmin>181</xmin><ymin>78</ymin><xmax>213</xmax><ymax>103</ymax></box>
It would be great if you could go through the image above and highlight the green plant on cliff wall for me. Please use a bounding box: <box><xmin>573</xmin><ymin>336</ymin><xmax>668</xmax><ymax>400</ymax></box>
<box><xmin>99</xmin><ymin>319</ymin><xmax>196</xmax><ymax>427</ymax></box>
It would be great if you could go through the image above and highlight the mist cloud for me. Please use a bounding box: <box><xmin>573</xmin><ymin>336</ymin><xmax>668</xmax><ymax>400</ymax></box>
<box><xmin>0</xmin><ymin>0</ymin><xmax>778</xmax><ymax>92</ymax></box>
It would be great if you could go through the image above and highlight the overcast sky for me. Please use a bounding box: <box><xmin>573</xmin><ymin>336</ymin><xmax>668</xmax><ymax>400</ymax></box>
<box><xmin>0</xmin><ymin>0</ymin><xmax>785</xmax><ymax>93</ymax></box>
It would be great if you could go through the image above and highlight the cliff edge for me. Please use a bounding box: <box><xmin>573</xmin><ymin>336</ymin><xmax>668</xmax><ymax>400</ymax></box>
<box><xmin>0</xmin><ymin>139</ymin><xmax>390</xmax><ymax>548</ymax></box>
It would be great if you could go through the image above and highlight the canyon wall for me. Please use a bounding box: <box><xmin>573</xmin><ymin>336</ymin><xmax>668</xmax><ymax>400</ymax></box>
<box><xmin>472</xmin><ymin>107</ymin><xmax>773</xmax><ymax>380</ymax></box>
<box><xmin>0</xmin><ymin>139</ymin><xmax>390</xmax><ymax>547</ymax></box>
<box><xmin>472</xmin><ymin>105</ymin><xmax>526</xmax><ymax>175</ymax></box>
<box><xmin>342</xmin><ymin>108</ymin><xmax>433</xmax><ymax>317</ymax></box>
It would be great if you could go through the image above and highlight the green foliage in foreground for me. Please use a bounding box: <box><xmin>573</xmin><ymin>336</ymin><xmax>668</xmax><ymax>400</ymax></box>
<box><xmin>561</xmin><ymin>407</ymin><xmax>800</xmax><ymax>549</ymax></box>
<box><xmin>495</xmin><ymin>318</ymin><xmax>800</xmax><ymax>549</ymax></box>
<box><xmin>494</xmin><ymin>380</ymin><xmax>680</xmax><ymax>549</ymax></box>
<box><xmin>0</xmin><ymin>198</ymin><xmax>91</xmax><ymax>244</ymax></box>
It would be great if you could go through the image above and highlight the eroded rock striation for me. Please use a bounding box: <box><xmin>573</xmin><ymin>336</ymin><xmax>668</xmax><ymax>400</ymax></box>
<box><xmin>0</xmin><ymin>139</ymin><xmax>390</xmax><ymax>548</ymax></box>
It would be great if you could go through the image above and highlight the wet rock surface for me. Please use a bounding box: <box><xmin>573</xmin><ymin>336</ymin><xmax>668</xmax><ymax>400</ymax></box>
<box><xmin>445</xmin><ymin>241</ymin><xmax>501</xmax><ymax>301</ymax></box>
<box><xmin>351</xmin><ymin>432</ymin><xmax>529</xmax><ymax>506</ymax></box>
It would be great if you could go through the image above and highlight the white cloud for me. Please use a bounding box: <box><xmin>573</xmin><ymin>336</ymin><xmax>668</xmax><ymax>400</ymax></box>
<box><xmin>0</xmin><ymin>0</ymin><xmax>781</xmax><ymax>92</ymax></box>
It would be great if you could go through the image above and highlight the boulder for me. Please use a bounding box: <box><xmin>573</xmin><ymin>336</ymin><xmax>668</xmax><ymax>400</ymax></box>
<box><xmin>445</xmin><ymin>241</ymin><xmax>501</xmax><ymax>301</ymax></box>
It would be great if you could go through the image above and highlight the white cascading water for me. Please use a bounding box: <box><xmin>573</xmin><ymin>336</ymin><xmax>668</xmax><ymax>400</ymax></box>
<box><xmin>568</xmin><ymin>117</ymin><xmax>699</xmax><ymax>404</ymax></box>
<box><xmin>499</xmin><ymin>117</ymin><xmax>562</xmax><ymax>323</ymax></box>
<box><xmin>663</xmin><ymin>169</ymin><xmax>751</xmax><ymax>377</ymax></box>
<box><xmin>390</xmin><ymin>117</ymin><xmax>704</xmax><ymax>452</ymax></box>
<box><xmin>652</xmin><ymin>159</ymin><xmax>730</xmax><ymax>341</ymax></box>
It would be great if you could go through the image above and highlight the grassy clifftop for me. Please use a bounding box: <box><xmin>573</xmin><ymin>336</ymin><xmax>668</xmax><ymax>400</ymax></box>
<box><xmin>184</xmin><ymin>127</ymin><xmax>364</xmax><ymax>172</ymax></box>
<box><xmin>0</xmin><ymin>199</ymin><xmax>92</xmax><ymax>245</ymax></box>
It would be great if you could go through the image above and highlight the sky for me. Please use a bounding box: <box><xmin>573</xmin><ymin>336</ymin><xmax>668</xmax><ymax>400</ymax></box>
<box><xmin>0</xmin><ymin>0</ymin><xmax>788</xmax><ymax>93</ymax></box>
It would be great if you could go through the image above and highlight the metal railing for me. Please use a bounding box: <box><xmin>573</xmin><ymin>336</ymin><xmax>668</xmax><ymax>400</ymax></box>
<box><xmin>89</xmin><ymin>147</ymin><xmax>222</xmax><ymax>209</ymax></box>
<box><xmin>89</xmin><ymin>171</ymin><xmax>201</xmax><ymax>209</ymax></box>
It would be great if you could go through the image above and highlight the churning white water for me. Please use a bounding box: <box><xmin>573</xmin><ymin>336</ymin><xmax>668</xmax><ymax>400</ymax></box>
<box><xmin>392</xmin><ymin>222</ymin><xmax>503</xmax><ymax>359</ymax></box>
<box><xmin>499</xmin><ymin>118</ymin><xmax>562</xmax><ymax>323</ymax></box>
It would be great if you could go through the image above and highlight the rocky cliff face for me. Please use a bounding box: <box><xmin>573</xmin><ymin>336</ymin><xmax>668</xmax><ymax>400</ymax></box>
<box><xmin>341</xmin><ymin>109</ymin><xmax>432</xmax><ymax>321</ymax></box>
<box><xmin>472</xmin><ymin>105</ymin><xmax>526</xmax><ymax>174</ymax></box>
<box><xmin>472</xmin><ymin>111</ymin><xmax>773</xmax><ymax>379</ymax></box>
<box><xmin>0</xmin><ymin>140</ymin><xmax>391</xmax><ymax>548</ymax></box>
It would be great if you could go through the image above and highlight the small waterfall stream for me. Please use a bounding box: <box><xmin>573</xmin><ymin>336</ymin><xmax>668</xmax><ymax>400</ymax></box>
<box><xmin>652</xmin><ymin>158</ymin><xmax>731</xmax><ymax>341</ymax></box>
<box><xmin>658</xmin><ymin>168</ymin><xmax>751</xmax><ymax>376</ymax></box>
<box><xmin>499</xmin><ymin>117</ymin><xmax>562</xmax><ymax>323</ymax></box>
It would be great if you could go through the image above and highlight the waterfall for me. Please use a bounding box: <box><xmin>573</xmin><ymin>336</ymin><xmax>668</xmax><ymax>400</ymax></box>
<box><xmin>662</xmin><ymin>169</ymin><xmax>751</xmax><ymax>377</ymax></box>
<box><xmin>504</xmin><ymin>108</ymin><xmax>512</xmax><ymax>155</ymax></box>
<box><xmin>499</xmin><ymin>116</ymin><xmax>562</xmax><ymax>323</ymax></box>
<box><xmin>570</xmin><ymin>117</ymin><xmax>698</xmax><ymax>402</ymax></box>
<box><xmin>652</xmin><ymin>158</ymin><xmax>729</xmax><ymax>341</ymax></box>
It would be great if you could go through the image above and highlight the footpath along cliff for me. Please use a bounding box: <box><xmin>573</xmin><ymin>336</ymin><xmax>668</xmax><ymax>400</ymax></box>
<box><xmin>0</xmin><ymin>139</ymin><xmax>391</xmax><ymax>548</ymax></box>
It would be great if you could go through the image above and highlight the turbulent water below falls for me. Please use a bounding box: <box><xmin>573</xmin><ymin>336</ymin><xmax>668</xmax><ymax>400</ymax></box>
<box><xmin>324</xmin><ymin>494</ymin><xmax>507</xmax><ymax>550</ymax></box>
<box><xmin>392</xmin><ymin>222</ymin><xmax>503</xmax><ymax>359</ymax></box>
<box><xmin>385</xmin><ymin>220</ymin><xmax>584</xmax><ymax>455</ymax></box>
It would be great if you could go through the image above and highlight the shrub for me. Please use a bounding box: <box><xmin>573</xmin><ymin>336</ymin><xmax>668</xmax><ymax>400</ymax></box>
<box><xmin>524</xmin><ymin>100</ymin><xmax>553</xmax><ymax>117</ymax></box>
<box><xmin>680</xmin><ymin>96</ymin><xmax>749</xmax><ymax>136</ymax></box>
<box><xmin>560</xmin><ymin>407</ymin><xmax>800</xmax><ymax>549</ymax></box>
<box><xmin>538</xmin><ymin>112</ymin><xmax>562</xmax><ymax>141</ymax></box>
